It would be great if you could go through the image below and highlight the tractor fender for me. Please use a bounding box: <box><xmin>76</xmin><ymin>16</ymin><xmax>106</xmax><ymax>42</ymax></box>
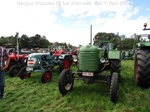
<box><xmin>108</xmin><ymin>50</ymin><xmax>121</xmax><ymax>59</ymax></box>
<box><xmin>59</xmin><ymin>54</ymin><xmax>70</xmax><ymax>60</ymax></box>
<box><xmin>136</xmin><ymin>42</ymin><xmax>150</xmax><ymax>48</ymax></box>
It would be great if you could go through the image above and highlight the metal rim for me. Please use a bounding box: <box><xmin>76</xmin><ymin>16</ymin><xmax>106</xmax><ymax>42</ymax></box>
<box><xmin>63</xmin><ymin>60</ymin><xmax>70</xmax><ymax>69</ymax></box>
<box><xmin>64</xmin><ymin>72</ymin><xmax>73</xmax><ymax>90</ymax></box>
<box><xmin>65</xmin><ymin>82</ymin><xmax>73</xmax><ymax>90</ymax></box>
<box><xmin>44</xmin><ymin>72</ymin><xmax>51</xmax><ymax>82</ymax></box>
<box><xmin>23</xmin><ymin>73</ymin><xmax>30</xmax><ymax>78</ymax></box>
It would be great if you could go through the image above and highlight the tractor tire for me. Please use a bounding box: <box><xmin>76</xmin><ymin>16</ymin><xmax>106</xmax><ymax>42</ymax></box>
<box><xmin>148</xmin><ymin>87</ymin><xmax>150</xmax><ymax>111</ymax></box>
<box><xmin>58</xmin><ymin>69</ymin><xmax>74</xmax><ymax>95</ymax></box>
<box><xmin>18</xmin><ymin>66</ymin><xmax>31</xmax><ymax>80</ymax></box>
<box><xmin>7</xmin><ymin>61</ymin><xmax>17</xmax><ymax>71</ymax></box>
<box><xmin>59</xmin><ymin>57</ymin><xmax>71</xmax><ymax>73</ymax></box>
<box><xmin>41</xmin><ymin>70</ymin><xmax>52</xmax><ymax>83</ymax></box>
<box><xmin>110</xmin><ymin>59</ymin><xmax>121</xmax><ymax>81</ymax></box>
<box><xmin>9</xmin><ymin>65</ymin><xmax>20</xmax><ymax>77</ymax></box>
<box><xmin>110</xmin><ymin>72</ymin><xmax>119</xmax><ymax>103</ymax></box>
<box><xmin>134</xmin><ymin>48</ymin><xmax>150</xmax><ymax>88</ymax></box>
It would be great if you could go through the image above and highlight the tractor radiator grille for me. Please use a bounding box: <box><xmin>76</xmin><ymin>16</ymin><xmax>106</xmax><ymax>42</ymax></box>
<box><xmin>78</xmin><ymin>52</ymin><xmax>99</xmax><ymax>72</ymax></box>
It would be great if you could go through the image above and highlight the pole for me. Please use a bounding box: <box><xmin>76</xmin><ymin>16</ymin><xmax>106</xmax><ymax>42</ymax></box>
<box><xmin>16</xmin><ymin>32</ymin><xmax>19</xmax><ymax>60</ymax></box>
<box><xmin>90</xmin><ymin>25</ymin><xmax>92</xmax><ymax>44</ymax></box>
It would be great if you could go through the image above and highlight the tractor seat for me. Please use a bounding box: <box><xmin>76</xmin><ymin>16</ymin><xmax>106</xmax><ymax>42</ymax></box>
<box><xmin>41</xmin><ymin>56</ymin><xmax>48</xmax><ymax>65</ymax></box>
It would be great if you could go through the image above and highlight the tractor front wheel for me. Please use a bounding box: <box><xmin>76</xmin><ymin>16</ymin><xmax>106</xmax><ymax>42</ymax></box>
<box><xmin>110</xmin><ymin>72</ymin><xmax>119</xmax><ymax>103</ymax></box>
<box><xmin>41</xmin><ymin>70</ymin><xmax>52</xmax><ymax>83</ymax></box>
<box><xmin>58</xmin><ymin>69</ymin><xmax>74</xmax><ymax>95</ymax></box>
<box><xmin>9</xmin><ymin>65</ymin><xmax>20</xmax><ymax>77</ymax></box>
<box><xmin>110</xmin><ymin>59</ymin><xmax>121</xmax><ymax>82</ymax></box>
<box><xmin>19</xmin><ymin>66</ymin><xmax>31</xmax><ymax>80</ymax></box>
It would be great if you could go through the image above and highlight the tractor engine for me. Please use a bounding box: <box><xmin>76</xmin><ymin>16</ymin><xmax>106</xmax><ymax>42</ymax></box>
<box><xmin>78</xmin><ymin>44</ymin><xmax>104</xmax><ymax>76</ymax></box>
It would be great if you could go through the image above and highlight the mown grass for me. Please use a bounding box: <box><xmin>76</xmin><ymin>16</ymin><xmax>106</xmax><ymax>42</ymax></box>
<box><xmin>0</xmin><ymin>60</ymin><xmax>149</xmax><ymax>112</ymax></box>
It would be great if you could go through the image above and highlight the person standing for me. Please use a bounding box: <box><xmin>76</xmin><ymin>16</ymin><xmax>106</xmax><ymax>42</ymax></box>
<box><xmin>0</xmin><ymin>46</ymin><xmax>10</xmax><ymax>99</ymax></box>
<box><xmin>121</xmin><ymin>50</ymin><xmax>126</xmax><ymax>60</ymax></box>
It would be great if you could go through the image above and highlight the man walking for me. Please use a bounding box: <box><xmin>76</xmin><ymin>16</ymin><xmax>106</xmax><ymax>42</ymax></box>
<box><xmin>0</xmin><ymin>46</ymin><xmax>10</xmax><ymax>99</ymax></box>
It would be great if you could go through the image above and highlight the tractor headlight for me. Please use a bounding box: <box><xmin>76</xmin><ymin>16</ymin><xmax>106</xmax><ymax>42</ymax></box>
<box><xmin>36</xmin><ymin>59</ymin><xmax>41</xmax><ymax>64</ymax></box>
<box><xmin>100</xmin><ymin>57</ymin><xmax>105</xmax><ymax>63</ymax></box>
<box><xmin>73</xmin><ymin>55</ymin><xmax>78</xmax><ymax>62</ymax></box>
<box><xmin>24</xmin><ymin>59</ymin><xmax>27</xmax><ymax>63</ymax></box>
<box><xmin>38</xmin><ymin>61</ymin><xmax>41</xmax><ymax>64</ymax></box>
<box><xmin>73</xmin><ymin>58</ymin><xmax>77</xmax><ymax>62</ymax></box>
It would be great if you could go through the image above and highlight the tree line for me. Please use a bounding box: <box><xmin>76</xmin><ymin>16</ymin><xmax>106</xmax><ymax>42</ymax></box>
<box><xmin>0</xmin><ymin>34</ymin><xmax>49</xmax><ymax>49</ymax></box>
<box><xmin>0</xmin><ymin>32</ymin><xmax>146</xmax><ymax>50</ymax></box>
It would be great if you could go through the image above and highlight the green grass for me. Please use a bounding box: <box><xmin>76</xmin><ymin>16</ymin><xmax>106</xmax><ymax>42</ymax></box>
<box><xmin>0</xmin><ymin>60</ymin><xmax>149</xmax><ymax>112</ymax></box>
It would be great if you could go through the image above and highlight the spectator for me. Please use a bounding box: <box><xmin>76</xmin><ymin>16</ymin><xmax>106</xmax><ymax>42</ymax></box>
<box><xmin>121</xmin><ymin>50</ymin><xmax>126</xmax><ymax>60</ymax></box>
<box><xmin>0</xmin><ymin>46</ymin><xmax>10</xmax><ymax>99</ymax></box>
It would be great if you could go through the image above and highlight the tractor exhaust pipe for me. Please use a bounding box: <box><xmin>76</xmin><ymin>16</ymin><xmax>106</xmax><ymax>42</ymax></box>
<box><xmin>15</xmin><ymin>32</ymin><xmax>19</xmax><ymax>60</ymax></box>
<box><xmin>90</xmin><ymin>25</ymin><xmax>92</xmax><ymax>44</ymax></box>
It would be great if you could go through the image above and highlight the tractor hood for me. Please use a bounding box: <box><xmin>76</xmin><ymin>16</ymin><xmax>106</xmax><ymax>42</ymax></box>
<box><xmin>80</xmin><ymin>44</ymin><xmax>98</xmax><ymax>52</ymax></box>
<box><xmin>78</xmin><ymin>44</ymin><xmax>99</xmax><ymax>72</ymax></box>
<box><xmin>9</xmin><ymin>53</ymin><xmax>29</xmax><ymax>60</ymax></box>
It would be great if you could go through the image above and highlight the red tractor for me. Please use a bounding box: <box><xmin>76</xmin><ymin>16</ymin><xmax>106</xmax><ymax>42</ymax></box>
<box><xmin>5</xmin><ymin>33</ymin><xmax>30</xmax><ymax>77</ymax></box>
<box><xmin>51</xmin><ymin>42</ymin><xmax>74</xmax><ymax>71</ymax></box>
<box><xmin>8</xmin><ymin>51</ymin><xmax>29</xmax><ymax>77</ymax></box>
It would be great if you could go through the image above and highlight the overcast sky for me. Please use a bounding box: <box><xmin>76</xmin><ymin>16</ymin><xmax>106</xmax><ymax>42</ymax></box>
<box><xmin>0</xmin><ymin>0</ymin><xmax>150</xmax><ymax>46</ymax></box>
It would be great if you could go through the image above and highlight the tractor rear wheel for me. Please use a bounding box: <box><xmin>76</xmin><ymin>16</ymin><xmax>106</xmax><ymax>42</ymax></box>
<box><xmin>41</xmin><ymin>70</ymin><xmax>52</xmax><ymax>83</ymax></box>
<box><xmin>59</xmin><ymin>57</ymin><xmax>71</xmax><ymax>72</ymax></box>
<box><xmin>110</xmin><ymin>72</ymin><xmax>119</xmax><ymax>103</ymax></box>
<box><xmin>110</xmin><ymin>59</ymin><xmax>121</xmax><ymax>81</ymax></box>
<box><xmin>58</xmin><ymin>69</ymin><xmax>74</xmax><ymax>95</ymax></box>
<box><xmin>134</xmin><ymin>48</ymin><xmax>150</xmax><ymax>88</ymax></box>
<box><xmin>9</xmin><ymin>65</ymin><xmax>20</xmax><ymax>77</ymax></box>
<box><xmin>19</xmin><ymin>66</ymin><xmax>31</xmax><ymax>80</ymax></box>
<box><xmin>7</xmin><ymin>61</ymin><xmax>17</xmax><ymax>71</ymax></box>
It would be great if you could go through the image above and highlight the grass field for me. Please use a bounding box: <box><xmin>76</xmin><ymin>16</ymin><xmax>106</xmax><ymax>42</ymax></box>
<box><xmin>0</xmin><ymin>60</ymin><xmax>149</xmax><ymax>112</ymax></box>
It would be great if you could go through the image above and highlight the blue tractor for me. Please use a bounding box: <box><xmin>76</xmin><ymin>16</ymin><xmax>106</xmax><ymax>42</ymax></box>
<box><xmin>18</xmin><ymin>52</ymin><xmax>72</xmax><ymax>83</ymax></box>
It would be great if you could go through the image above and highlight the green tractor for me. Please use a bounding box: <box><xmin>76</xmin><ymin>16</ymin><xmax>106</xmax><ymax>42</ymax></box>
<box><xmin>58</xmin><ymin>35</ymin><xmax>121</xmax><ymax>103</ymax></box>
<box><xmin>134</xmin><ymin>23</ymin><xmax>150</xmax><ymax>88</ymax></box>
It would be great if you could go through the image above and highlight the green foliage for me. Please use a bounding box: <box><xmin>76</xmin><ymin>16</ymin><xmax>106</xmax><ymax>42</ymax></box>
<box><xmin>93</xmin><ymin>32</ymin><xmax>121</xmax><ymax>50</ymax></box>
<box><xmin>93</xmin><ymin>32</ymin><xmax>115</xmax><ymax>44</ymax></box>
<box><xmin>0</xmin><ymin>32</ymin><xmax>147</xmax><ymax>50</ymax></box>
<box><xmin>0</xmin><ymin>34</ymin><xmax>50</xmax><ymax>49</ymax></box>
<box><xmin>93</xmin><ymin>32</ymin><xmax>138</xmax><ymax>50</ymax></box>
<box><xmin>0</xmin><ymin>61</ymin><xmax>149</xmax><ymax>112</ymax></box>
<box><xmin>0</xmin><ymin>37</ymin><xmax>8</xmax><ymax>46</ymax></box>
<box><xmin>120</xmin><ymin>38</ymin><xmax>135</xmax><ymax>50</ymax></box>
<box><xmin>0</xmin><ymin>34</ymin><xmax>73</xmax><ymax>49</ymax></box>
<box><xmin>19</xmin><ymin>34</ymin><xmax>30</xmax><ymax>49</ymax></box>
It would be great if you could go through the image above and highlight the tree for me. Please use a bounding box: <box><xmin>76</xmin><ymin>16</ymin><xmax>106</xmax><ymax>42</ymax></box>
<box><xmin>93</xmin><ymin>32</ymin><xmax>121</xmax><ymax>48</ymax></box>
<box><xmin>19</xmin><ymin>34</ymin><xmax>30</xmax><ymax>49</ymax></box>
